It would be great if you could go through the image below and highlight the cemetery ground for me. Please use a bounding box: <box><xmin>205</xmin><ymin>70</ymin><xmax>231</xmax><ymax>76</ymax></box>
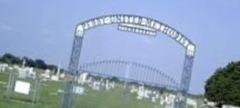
<box><xmin>0</xmin><ymin>68</ymin><xmax>204</xmax><ymax>108</ymax></box>
<box><xmin>0</xmin><ymin>69</ymin><xmax>64</xmax><ymax>108</ymax></box>
<box><xmin>0</xmin><ymin>70</ymin><xmax>162</xmax><ymax>108</ymax></box>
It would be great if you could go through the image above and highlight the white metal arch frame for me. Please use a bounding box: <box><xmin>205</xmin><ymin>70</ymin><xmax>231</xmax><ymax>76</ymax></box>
<box><xmin>63</xmin><ymin>14</ymin><xmax>196</xmax><ymax>108</ymax></box>
<box><xmin>78</xmin><ymin>60</ymin><xmax>179</xmax><ymax>91</ymax></box>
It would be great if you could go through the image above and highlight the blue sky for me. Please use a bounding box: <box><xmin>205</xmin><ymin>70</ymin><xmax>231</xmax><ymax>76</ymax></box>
<box><xmin>0</xmin><ymin>0</ymin><xmax>240</xmax><ymax>94</ymax></box>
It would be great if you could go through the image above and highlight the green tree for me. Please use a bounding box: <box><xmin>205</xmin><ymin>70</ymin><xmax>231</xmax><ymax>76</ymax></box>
<box><xmin>0</xmin><ymin>53</ymin><xmax>66</xmax><ymax>73</ymax></box>
<box><xmin>23</xmin><ymin>56</ymin><xmax>36</xmax><ymax>67</ymax></box>
<box><xmin>205</xmin><ymin>61</ymin><xmax>240</xmax><ymax>107</ymax></box>
<box><xmin>0</xmin><ymin>53</ymin><xmax>21</xmax><ymax>65</ymax></box>
<box><xmin>35</xmin><ymin>59</ymin><xmax>47</xmax><ymax>69</ymax></box>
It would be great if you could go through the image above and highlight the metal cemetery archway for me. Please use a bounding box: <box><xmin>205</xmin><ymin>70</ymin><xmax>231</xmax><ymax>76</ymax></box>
<box><xmin>62</xmin><ymin>14</ymin><xmax>196</xmax><ymax>108</ymax></box>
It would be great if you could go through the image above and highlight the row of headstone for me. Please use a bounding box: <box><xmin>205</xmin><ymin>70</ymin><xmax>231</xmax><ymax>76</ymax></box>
<box><xmin>73</xmin><ymin>86</ymin><xmax>85</xmax><ymax>95</ymax></box>
<box><xmin>78</xmin><ymin>73</ymin><xmax>172</xmax><ymax>104</ymax></box>
<box><xmin>78</xmin><ymin>73</ymin><xmax>116</xmax><ymax>91</ymax></box>
<box><xmin>90</xmin><ymin>79</ymin><xmax>115</xmax><ymax>91</ymax></box>
<box><xmin>204</xmin><ymin>100</ymin><xmax>239</xmax><ymax>108</ymax></box>
<box><xmin>135</xmin><ymin>85</ymin><xmax>193</xmax><ymax>107</ymax></box>
<box><xmin>0</xmin><ymin>63</ymin><xmax>24</xmax><ymax>72</ymax></box>
<box><xmin>77</xmin><ymin>72</ymin><xmax>198</xmax><ymax>107</ymax></box>
<box><xmin>131</xmin><ymin>84</ymin><xmax>197</xmax><ymax>107</ymax></box>
<box><xmin>1</xmin><ymin>61</ymin><xmax>65</xmax><ymax>82</ymax></box>
<box><xmin>1</xmin><ymin>60</ymin><xmax>37</xmax><ymax>80</ymax></box>
<box><xmin>160</xmin><ymin>93</ymin><xmax>176</xmax><ymax>106</ymax></box>
<box><xmin>222</xmin><ymin>105</ymin><xmax>240</xmax><ymax>108</ymax></box>
<box><xmin>18</xmin><ymin>67</ymin><xmax>36</xmax><ymax>79</ymax></box>
<box><xmin>129</xmin><ymin>80</ymin><xmax>197</xmax><ymax>107</ymax></box>
<box><xmin>41</xmin><ymin>69</ymin><xmax>65</xmax><ymax>81</ymax></box>
<box><xmin>18</xmin><ymin>68</ymin><xmax>65</xmax><ymax>82</ymax></box>
<box><xmin>134</xmin><ymin>85</ymin><xmax>160</xmax><ymax>101</ymax></box>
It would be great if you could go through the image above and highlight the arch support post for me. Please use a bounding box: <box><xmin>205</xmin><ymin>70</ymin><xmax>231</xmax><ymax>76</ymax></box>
<box><xmin>60</xmin><ymin>36</ymin><xmax>83</xmax><ymax>108</ymax></box>
<box><xmin>177</xmin><ymin>54</ymin><xmax>194</xmax><ymax>107</ymax></box>
<box><xmin>68</xmin><ymin>36</ymin><xmax>84</xmax><ymax>75</ymax></box>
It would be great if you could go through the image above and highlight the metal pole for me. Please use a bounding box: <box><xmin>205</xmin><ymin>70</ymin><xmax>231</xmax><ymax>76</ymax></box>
<box><xmin>178</xmin><ymin>54</ymin><xmax>195</xmax><ymax>107</ymax></box>
<box><xmin>60</xmin><ymin>36</ymin><xmax>83</xmax><ymax>108</ymax></box>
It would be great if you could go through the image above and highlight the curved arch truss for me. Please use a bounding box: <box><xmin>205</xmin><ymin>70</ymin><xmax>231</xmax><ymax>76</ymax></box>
<box><xmin>64</xmin><ymin>14</ymin><xmax>196</xmax><ymax>108</ymax></box>
<box><xmin>79</xmin><ymin>60</ymin><xmax>179</xmax><ymax>91</ymax></box>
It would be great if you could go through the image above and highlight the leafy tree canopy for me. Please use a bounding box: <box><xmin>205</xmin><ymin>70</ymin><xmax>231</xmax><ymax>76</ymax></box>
<box><xmin>0</xmin><ymin>53</ymin><xmax>65</xmax><ymax>73</ymax></box>
<box><xmin>205</xmin><ymin>61</ymin><xmax>240</xmax><ymax>106</ymax></box>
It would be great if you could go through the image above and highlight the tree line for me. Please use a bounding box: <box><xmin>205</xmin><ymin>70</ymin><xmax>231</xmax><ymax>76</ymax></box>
<box><xmin>0</xmin><ymin>53</ymin><xmax>65</xmax><ymax>73</ymax></box>
<box><xmin>205</xmin><ymin>61</ymin><xmax>240</xmax><ymax>107</ymax></box>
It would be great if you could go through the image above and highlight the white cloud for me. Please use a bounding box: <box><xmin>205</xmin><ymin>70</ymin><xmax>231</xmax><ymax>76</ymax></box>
<box><xmin>0</xmin><ymin>22</ymin><xmax>12</xmax><ymax>31</ymax></box>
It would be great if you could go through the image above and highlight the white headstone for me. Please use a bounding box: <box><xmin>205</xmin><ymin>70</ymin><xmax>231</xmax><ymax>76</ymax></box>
<box><xmin>187</xmin><ymin>98</ymin><xmax>197</xmax><ymax>108</ymax></box>
<box><xmin>60</xmin><ymin>73</ymin><xmax>65</xmax><ymax>78</ymax></box>
<box><xmin>105</xmin><ymin>80</ymin><xmax>110</xmax><ymax>90</ymax></box>
<box><xmin>78</xmin><ymin>73</ymin><xmax>88</xmax><ymax>84</ymax></box>
<box><xmin>93</xmin><ymin>81</ymin><xmax>100</xmax><ymax>91</ymax></box>
<box><xmin>14</xmin><ymin>80</ymin><xmax>31</xmax><ymax>95</ymax></box>
<box><xmin>51</xmin><ymin>75</ymin><xmax>59</xmax><ymax>81</ymax></box>
<box><xmin>73</xmin><ymin>86</ymin><xmax>84</xmax><ymax>95</ymax></box>
<box><xmin>18</xmin><ymin>68</ymin><xmax>27</xmax><ymax>79</ymax></box>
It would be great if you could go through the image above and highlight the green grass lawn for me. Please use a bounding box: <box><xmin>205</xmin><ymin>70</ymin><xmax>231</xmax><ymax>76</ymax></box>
<box><xmin>73</xmin><ymin>85</ymin><xmax>162</xmax><ymax>108</ymax></box>
<box><xmin>0</xmin><ymin>70</ymin><xmax>165</xmax><ymax>108</ymax></box>
<box><xmin>0</xmin><ymin>69</ymin><xmax>203</xmax><ymax>108</ymax></box>
<box><xmin>0</xmin><ymin>81</ymin><xmax>64</xmax><ymax>108</ymax></box>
